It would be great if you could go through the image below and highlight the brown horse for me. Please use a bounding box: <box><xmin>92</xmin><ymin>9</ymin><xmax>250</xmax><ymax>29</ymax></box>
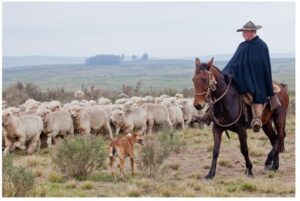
<box><xmin>193</xmin><ymin>57</ymin><xmax>289</xmax><ymax>179</ymax></box>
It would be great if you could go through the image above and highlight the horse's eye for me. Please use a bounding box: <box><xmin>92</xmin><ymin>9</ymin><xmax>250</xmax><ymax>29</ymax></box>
<box><xmin>202</xmin><ymin>77</ymin><xmax>208</xmax><ymax>82</ymax></box>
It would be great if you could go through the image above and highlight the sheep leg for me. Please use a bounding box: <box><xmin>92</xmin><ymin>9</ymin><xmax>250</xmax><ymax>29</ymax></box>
<box><xmin>14</xmin><ymin>135</ymin><xmax>26</xmax><ymax>150</ymax></box>
<box><xmin>181</xmin><ymin>119</ymin><xmax>186</xmax><ymax>130</ymax></box>
<box><xmin>166</xmin><ymin>118</ymin><xmax>174</xmax><ymax>133</ymax></box>
<box><xmin>3</xmin><ymin>137</ymin><xmax>13</xmax><ymax>155</ymax></box>
<box><xmin>46</xmin><ymin>134</ymin><xmax>53</xmax><ymax>147</ymax></box>
<box><xmin>3</xmin><ymin>135</ymin><xmax>13</xmax><ymax>155</ymax></box>
<box><xmin>105</xmin><ymin>121</ymin><xmax>113</xmax><ymax>139</ymax></box>
<box><xmin>26</xmin><ymin>134</ymin><xmax>40</xmax><ymax>154</ymax></box>
<box><xmin>138</xmin><ymin>124</ymin><xmax>147</xmax><ymax>135</ymax></box>
<box><xmin>115</xmin><ymin>127</ymin><xmax>120</xmax><ymax>135</ymax></box>
<box><xmin>68</xmin><ymin>126</ymin><xmax>75</xmax><ymax>137</ymax></box>
<box><xmin>148</xmin><ymin>120</ymin><xmax>154</xmax><ymax>134</ymax></box>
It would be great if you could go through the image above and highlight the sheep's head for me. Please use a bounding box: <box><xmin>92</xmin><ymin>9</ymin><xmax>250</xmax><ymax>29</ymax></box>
<box><xmin>111</xmin><ymin>110</ymin><xmax>124</xmax><ymax>125</ymax></box>
<box><xmin>2</xmin><ymin>111</ymin><xmax>13</xmax><ymax>127</ymax></box>
<box><xmin>68</xmin><ymin>105</ymin><xmax>82</xmax><ymax>119</ymax></box>
<box><xmin>36</xmin><ymin>107</ymin><xmax>51</xmax><ymax>124</ymax></box>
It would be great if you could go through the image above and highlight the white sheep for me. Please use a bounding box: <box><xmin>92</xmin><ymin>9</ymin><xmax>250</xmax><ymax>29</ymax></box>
<box><xmin>141</xmin><ymin>103</ymin><xmax>173</xmax><ymax>134</ymax></box>
<box><xmin>68</xmin><ymin>105</ymin><xmax>113</xmax><ymax>139</ymax></box>
<box><xmin>111</xmin><ymin>106</ymin><xmax>148</xmax><ymax>135</ymax></box>
<box><xmin>2</xmin><ymin>110</ymin><xmax>43</xmax><ymax>155</ymax></box>
<box><xmin>48</xmin><ymin>100</ymin><xmax>62</xmax><ymax>112</ymax></box>
<box><xmin>36</xmin><ymin>107</ymin><xmax>74</xmax><ymax>147</ymax></box>
<box><xmin>98</xmin><ymin>97</ymin><xmax>112</xmax><ymax>105</ymax></box>
<box><xmin>161</xmin><ymin>99</ymin><xmax>185</xmax><ymax>130</ymax></box>
<box><xmin>74</xmin><ymin>90</ymin><xmax>84</xmax><ymax>100</ymax></box>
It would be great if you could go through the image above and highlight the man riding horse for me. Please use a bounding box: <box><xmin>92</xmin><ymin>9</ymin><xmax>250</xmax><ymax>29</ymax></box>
<box><xmin>222</xmin><ymin>21</ymin><xmax>279</xmax><ymax>132</ymax></box>
<box><xmin>193</xmin><ymin>22</ymin><xmax>289</xmax><ymax>179</ymax></box>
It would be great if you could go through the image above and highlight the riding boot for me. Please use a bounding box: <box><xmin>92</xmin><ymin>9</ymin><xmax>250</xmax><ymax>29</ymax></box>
<box><xmin>251</xmin><ymin>104</ymin><xmax>263</xmax><ymax>132</ymax></box>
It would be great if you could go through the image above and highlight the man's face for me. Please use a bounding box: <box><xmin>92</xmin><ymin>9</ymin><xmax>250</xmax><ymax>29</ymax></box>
<box><xmin>242</xmin><ymin>30</ymin><xmax>254</xmax><ymax>41</ymax></box>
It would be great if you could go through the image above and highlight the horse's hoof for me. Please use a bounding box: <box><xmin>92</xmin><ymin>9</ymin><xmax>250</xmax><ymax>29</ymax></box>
<box><xmin>246</xmin><ymin>172</ymin><xmax>254</xmax><ymax>178</ymax></box>
<box><xmin>245</xmin><ymin>169</ymin><xmax>254</xmax><ymax>178</ymax></box>
<box><xmin>204</xmin><ymin>174</ymin><xmax>214</xmax><ymax>180</ymax></box>
<box><xmin>265</xmin><ymin>164</ymin><xmax>277</xmax><ymax>171</ymax></box>
<box><xmin>264</xmin><ymin>160</ymin><xmax>272</xmax><ymax>167</ymax></box>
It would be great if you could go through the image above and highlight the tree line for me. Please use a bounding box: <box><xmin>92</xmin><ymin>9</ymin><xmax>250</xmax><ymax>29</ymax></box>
<box><xmin>85</xmin><ymin>53</ymin><xmax>149</xmax><ymax>66</ymax></box>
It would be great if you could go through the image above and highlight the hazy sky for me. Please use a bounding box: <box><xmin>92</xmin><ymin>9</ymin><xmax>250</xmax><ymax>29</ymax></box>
<box><xmin>3</xmin><ymin>2</ymin><xmax>295</xmax><ymax>58</ymax></box>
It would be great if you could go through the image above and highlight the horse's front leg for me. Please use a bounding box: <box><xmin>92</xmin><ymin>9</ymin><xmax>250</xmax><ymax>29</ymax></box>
<box><xmin>205</xmin><ymin>126</ymin><xmax>223</xmax><ymax>180</ymax></box>
<box><xmin>238</xmin><ymin>129</ymin><xmax>253</xmax><ymax>177</ymax></box>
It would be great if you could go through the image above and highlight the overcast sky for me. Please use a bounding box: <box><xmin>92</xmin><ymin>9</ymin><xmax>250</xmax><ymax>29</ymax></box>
<box><xmin>2</xmin><ymin>2</ymin><xmax>295</xmax><ymax>58</ymax></box>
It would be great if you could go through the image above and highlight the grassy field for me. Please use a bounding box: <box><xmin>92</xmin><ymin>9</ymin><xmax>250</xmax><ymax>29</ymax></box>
<box><xmin>3</xmin><ymin>58</ymin><xmax>295</xmax><ymax>92</ymax></box>
<box><xmin>4</xmin><ymin>114</ymin><xmax>295</xmax><ymax>197</ymax></box>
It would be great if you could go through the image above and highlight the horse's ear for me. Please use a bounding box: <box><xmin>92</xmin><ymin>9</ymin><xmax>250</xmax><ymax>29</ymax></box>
<box><xmin>195</xmin><ymin>58</ymin><xmax>201</xmax><ymax>66</ymax></box>
<box><xmin>206</xmin><ymin>57</ymin><xmax>214</xmax><ymax>70</ymax></box>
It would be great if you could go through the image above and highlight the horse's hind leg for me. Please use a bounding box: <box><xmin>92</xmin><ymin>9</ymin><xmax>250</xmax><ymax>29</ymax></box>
<box><xmin>205</xmin><ymin>127</ymin><xmax>223</xmax><ymax>180</ymax></box>
<box><xmin>262</xmin><ymin>122</ymin><xmax>277</xmax><ymax>168</ymax></box>
<box><xmin>238</xmin><ymin>129</ymin><xmax>253</xmax><ymax>177</ymax></box>
<box><xmin>270</xmin><ymin>115</ymin><xmax>286</xmax><ymax>171</ymax></box>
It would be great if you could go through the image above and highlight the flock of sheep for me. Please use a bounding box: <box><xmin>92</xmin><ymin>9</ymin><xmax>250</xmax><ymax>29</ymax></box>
<box><xmin>2</xmin><ymin>91</ymin><xmax>208</xmax><ymax>155</ymax></box>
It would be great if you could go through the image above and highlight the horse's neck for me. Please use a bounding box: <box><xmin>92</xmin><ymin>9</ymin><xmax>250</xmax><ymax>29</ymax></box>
<box><xmin>211</xmin><ymin>68</ymin><xmax>240</xmax><ymax>111</ymax></box>
<box><xmin>211</xmin><ymin>68</ymin><xmax>229</xmax><ymax>99</ymax></box>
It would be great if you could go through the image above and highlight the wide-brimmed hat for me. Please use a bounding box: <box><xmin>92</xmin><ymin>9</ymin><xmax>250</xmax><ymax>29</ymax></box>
<box><xmin>236</xmin><ymin>21</ymin><xmax>262</xmax><ymax>32</ymax></box>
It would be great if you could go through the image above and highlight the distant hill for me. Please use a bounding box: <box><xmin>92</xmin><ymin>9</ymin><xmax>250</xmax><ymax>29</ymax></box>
<box><xmin>2</xmin><ymin>53</ymin><xmax>294</xmax><ymax>69</ymax></box>
<box><xmin>2</xmin><ymin>56</ymin><xmax>86</xmax><ymax>68</ymax></box>
<box><xmin>176</xmin><ymin>53</ymin><xmax>295</xmax><ymax>61</ymax></box>
<box><xmin>2</xmin><ymin>58</ymin><xmax>295</xmax><ymax>92</ymax></box>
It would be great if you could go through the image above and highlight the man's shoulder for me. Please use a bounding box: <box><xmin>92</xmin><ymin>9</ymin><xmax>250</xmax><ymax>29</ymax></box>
<box><xmin>256</xmin><ymin>36</ymin><xmax>268</xmax><ymax>46</ymax></box>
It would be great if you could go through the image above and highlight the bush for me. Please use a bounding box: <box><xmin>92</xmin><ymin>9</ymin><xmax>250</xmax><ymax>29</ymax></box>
<box><xmin>48</xmin><ymin>172</ymin><xmax>65</xmax><ymax>183</ymax></box>
<box><xmin>139</xmin><ymin>130</ymin><xmax>184</xmax><ymax>177</ymax></box>
<box><xmin>2</xmin><ymin>155</ymin><xmax>36</xmax><ymax>197</ymax></box>
<box><xmin>51</xmin><ymin>136</ymin><xmax>106</xmax><ymax>178</ymax></box>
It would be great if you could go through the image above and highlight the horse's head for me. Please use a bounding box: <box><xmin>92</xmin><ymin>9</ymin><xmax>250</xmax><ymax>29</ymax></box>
<box><xmin>192</xmin><ymin>57</ymin><xmax>214</xmax><ymax>110</ymax></box>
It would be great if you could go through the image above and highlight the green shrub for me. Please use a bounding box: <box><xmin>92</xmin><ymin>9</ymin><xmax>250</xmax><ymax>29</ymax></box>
<box><xmin>48</xmin><ymin>172</ymin><xmax>65</xmax><ymax>183</ymax></box>
<box><xmin>2</xmin><ymin>155</ymin><xmax>36</xmax><ymax>197</ymax></box>
<box><xmin>140</xmin><ymin>130</ymin><xmax>183</xmax><ymax>177</ymax></box>
<box><xmin>127</xmin><ymin>189</ymin><xmax>142</xmax><ymax>197</ymax></box>
<box><xmin>51</xmin><ymin>136</ymin><xmax>106</xmax><ymax>178</ymax></box>
<box><xmin>140</xmin><ymin>135</ymin><xmax>167</xmax><ymax>177</ymax></box>
<box><xmin>158</xmin><ymin>129</ymin><xmax>185</xmax><ymax>153</ymax></box>
<box><xmin>81</xmin><ymin>181</ymin><xmax>95</xmax><ymax>190</ymax></box>
<box><xmin>241</xmin><ymin>183</ymin><xmax>257</xmax><ymax>192</ymax></box>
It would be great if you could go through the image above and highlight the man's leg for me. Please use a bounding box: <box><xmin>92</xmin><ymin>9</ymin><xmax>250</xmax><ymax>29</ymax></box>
<box><xmin>251</xmin><ymin>104</ymin><xmax>263</xmax><ymax>132</ymax></box>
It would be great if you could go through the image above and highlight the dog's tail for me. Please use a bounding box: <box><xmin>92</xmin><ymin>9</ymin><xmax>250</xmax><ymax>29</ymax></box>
<box><xmin>109</xmin><ymin>146</ymin><xmax>117</xmax><ymax>157</ymax></box>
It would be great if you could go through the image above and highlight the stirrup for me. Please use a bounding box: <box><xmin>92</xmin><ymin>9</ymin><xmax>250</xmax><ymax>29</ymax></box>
<box><xmin>251</xmin><ymin>118</ymin><xmax>262</xmax><ymax>133</ymax></box>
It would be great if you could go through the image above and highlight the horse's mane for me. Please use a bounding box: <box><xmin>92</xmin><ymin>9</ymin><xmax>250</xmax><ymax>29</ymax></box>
<box><xmin>211</xmin><ymin>65</ymin><xmax>232</xmax><ymax>85</ymax></box>
<box><xmin>195</xmin><ymin>62</ymin><xmax>231</xmax><ymax>85</ymax></box>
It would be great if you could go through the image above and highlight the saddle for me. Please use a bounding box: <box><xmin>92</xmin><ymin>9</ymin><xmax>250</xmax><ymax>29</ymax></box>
<box><xmin>243</xmin><ymin>81</ymin><xmax>282</xmax><ymax>111</ymax></box>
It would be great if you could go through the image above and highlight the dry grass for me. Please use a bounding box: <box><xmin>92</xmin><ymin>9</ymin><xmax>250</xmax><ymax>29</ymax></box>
<box><xmin>80</xmin><ymin>181</ymin><xmax>95</xmax><ymax>190</ymax></box>
<box><xmin>4</xmin><ymin>115</ymin><xmax>295</xmax><ymax>197</ymax></box>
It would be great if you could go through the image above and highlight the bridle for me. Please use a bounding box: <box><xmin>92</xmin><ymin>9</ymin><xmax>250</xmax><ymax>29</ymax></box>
<box><xmin>194</xmin><ymin>70</ymin><xmax>217</xmax><ymax>100</ymax></box>
<box><xmin>194</xmin><ymin>68</ymin><xmax>243</xmax><ymax>127</ymax></box>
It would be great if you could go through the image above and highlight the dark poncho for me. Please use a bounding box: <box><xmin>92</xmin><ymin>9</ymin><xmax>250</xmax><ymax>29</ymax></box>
<box><xmin>222</xmin><ymin>36</ymin><xmax>274</xmax><ymax>104</ymax></box>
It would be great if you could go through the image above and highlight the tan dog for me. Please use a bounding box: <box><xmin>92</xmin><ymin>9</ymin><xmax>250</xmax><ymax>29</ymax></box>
<box><xmin>109</xmin><ymin>133</ymin><xmax>143</xmax><ymax>181</ymax></box>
